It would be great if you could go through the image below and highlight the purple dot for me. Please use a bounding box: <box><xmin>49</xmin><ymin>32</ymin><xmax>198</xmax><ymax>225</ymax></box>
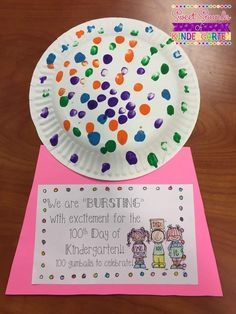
<box><xmin>101</xmin><ymin>163</ymin><xmax>110</xmax><ymax>173</ymax></box>
<box><xmin>68</xmin><ymin>92</ymin><xmax>75</xmax><ymax>99</ymax></box>
<box><xmin>50</xmin><ymin>134</ymin><xmax>58</xmax><ymax>146</ymax></box>
<box><xmin>70</xmin><ymin>76</ymin><xmax>80</xmax><ymax>85</ymax></box>
<box><xmin>148</xmin><ymin>92</ymin><xmax>155</xmax><ymax>100</ymax></box>
<box><xmin>87</xmin><ymin>100</ymin><xmax>98</xmax><ymax>110</ymax></box>
<box><xmin>40</xmin><ymin>76</ymin><xmax>47</xmax><ymax>84</ymax></box>
<box><xmin>40</xmin><ymin>107</ymin><xmax>49</xmax><ymax>118</ymax></box>
<box><xmin>137</xmin><ymin>67</ymin><xmax>145</xmax><ymax>75</ymax></box>
<box><xmin>101</xmin><ymin>68</ymin><xmax>108</xmax><ymax>77</ymax></box>
<box><xmin>126</xmin><ymin>102</ymin><xmax>135</xmax><ymax>110</ymax></box>
<box><xmin>121</xmin><ymin>67</ymin><xmax>128</xmax><ymax>75</ymax></box>
<box><xmin>101</xmin><ymin>81</ymin><xmax>110</xmax><ymax>90</ymax></box>
<box><xmin>70</xmin><ymin>109</ymin><xmax>78</xmax><ymax>117</ymax></box>
<box><xmin>78</xmin><ymin>111</ymin><xmax>86</xmax><ymax>118</ymax></box>
<box><xmin>108</xmin><ymin>97</ymin><xmax>118</xmax><ymax>107</ymax></box>
<box><xmin>119</xmin><ymin>107</ymin><xmax>126</xmax><ymax>114</ymax></box>
<box><xmin>118</xmin><ymin>115</ymin><xmax>128</xmax><ymax>124</ymax></box>
<box><xmin>110</xmin><ymin>89</ymin><xmax>117</xmax><ymax>95</ymax></box>
<box><xmin>154</xmin><ymin>118</ymin><xmax>163</xmax><ymax>128</ymax></box>
<box><xmin>97</xmin><ymin>94</ymin><xmax>106</xmax><ymax>102</ymax></box>
<box><xmin>126</xmin><ymin>151</ymin><xmax>138</xmax><ymax>165</ymax></box>
<box><xmin>103</xmin><ymin>54</ymin><xmax>113</xmax><ymax>64</ymax></box>
<box><xmin>128</xmin><ymin>110</ymin><xmax>136</xmax><ymax>119</ymax></box>
<box><xmin>70</xmin><ymin>154</ymin><xmax>78</xmax><ymax>163</ymax></box>
<box><xmin>120</xmin><ymin>91</ymin><xmax>130</xmax><ymax>100</ymax></box>
<box><xmin>105</xmin><ymin>108</ymin><xmax>115</xmax><ymax>118</ymax></box>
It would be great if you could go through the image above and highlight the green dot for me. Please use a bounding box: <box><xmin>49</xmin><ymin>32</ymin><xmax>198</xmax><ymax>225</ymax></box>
<box><xmin>161</xmin><ymin>142</ymin><xmax>168</xmax><ymax>151</ymax></box>
<box><xmin>150</xmin><ymin>47</ymin><xmax>158</xmax><ymax>55</ymax></box>
<box><xmin>173</xmin><ymin>132</ymin><xmax>181</xmax><ymax>143</ymax></box>
<box><xmin>166</xmin><ymin>38</ymin><xmax>174</xmax><ymax>45</ymax></box>
<box><xmin>147</xmin><ymin>152</ymin><xmax>158</xmax><ymax>168</ymax></box>
<box><xmin>73</xmin><ymin>41</ymin><xmax>79</xmax><ymax>47</ymax></box>
<box><xmin>105</xmin><ymin>140</ymin><xmax>116</xmax><ymax>153</ymax></box>
<box><xmin>167</xmin><ymin>105</ymin><xmax>174</xmax><ymax>115</ymax></box>
<box><xmin>160</xmin><ymin>43</ymin><xmax>165</xmax><ymax>48</ymax></box>
<box><xmin>100</xmin><ymin>147</ymin><xmax>107</xmax><ymax>154</ymax></box>
<box><xmin>60</xmin><ymin>96</ymin><xmax>69</xmax><ymax>107</ymax></box>
<box><xmin>85</xmin><ymin>68</ymin><xmax>93</xmax><ymax>77</ymax></box>
<box><xmin>73</xmin><ymin>127</ymin><xmax>81</xmax><ymax>137</ymax></box>
<box><xmin>90</xmin><ymin>45</ymin><xmax>98</xmax><ymax>55</ymax></box>
<box><xmin>179</xmin><ymin>68</ymin><xmax>187</xmax><ymax>79</ymax></box>
<box><xmin>130</xmin><ymin>30</ymin><xmax>139</xmax><ymax>36</ymax></box>
<box><xmin>109</xmin><ymin>42</ymin><xmax>116</xmax><ymax>50</ymax></box>
<box><xmin>42</xmin><ymin>91</ymin><xmax>49</xmax><ymax>97</ymax></box>
<box><xmin>141</xmin><ymin>56</ymin><xmax>150</xmax><ymax>66</ymax></box>
<box><xmin>184</xmin><ymin>85</ymin><xmax>190</xmax><ymax>93</ymax></box>
<box><xmin>98</xmin><ymin>28</ymin><xmax>104</xmax><ymax>34</ymax></box>
<box><xmin>151</xmin><ymin>72</ymin><xmax>160</xmax><ymax>81</ymax></box>
<box><xmin>43</xmin><ymin>208</ymin><xmax>47</xmax><ymax>212</ymax></box>
<box><xmin>181</xmin><ymin>101</ymin><xmax>188</xmax><ymax>113</ymax></box>
<box><xmin>161</xmin><ymin>63</ymin><xmax>169</xmax><ymax>74</ymax></box>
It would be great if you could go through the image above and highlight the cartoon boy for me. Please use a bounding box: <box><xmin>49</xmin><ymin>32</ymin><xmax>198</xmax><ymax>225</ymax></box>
<box><xmin>166</xmin><ymin>224</ymin><xmax>186</xmax><ymax>269</ymax></box>
<box><xmin>150</xmin><ymin>219</ymin><xmax>166</xmax><ymax>268</ymax></box>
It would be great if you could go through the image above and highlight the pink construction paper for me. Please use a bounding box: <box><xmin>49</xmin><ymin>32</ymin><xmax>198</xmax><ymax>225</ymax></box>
<box><xmin>6</xmin><ymin>146</ymin><xmax>222</xmax><ymax>295</ymax></box>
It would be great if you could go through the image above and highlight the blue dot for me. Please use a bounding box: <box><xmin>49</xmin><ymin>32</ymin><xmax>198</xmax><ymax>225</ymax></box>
<box><xmin>140</xmin><ymin>272</ymin><xmax>144</xmax><ymax>276</ymax></box>
<box><xmin>74</xmin><ymin>52</ymin><xmax>86</xmax><ymax>63</ymax></box>
<box><xmin>87</xmin><ymin>132</ymin><xmax>101</xmax><ymax>146</ymax></box>
<box><xmin>161</xmin><ymin>89</ymin><xmax>171</xmax><ymax>100</ymax></box>
<box><xmin>80</xmin><ymin>93</ymin><xmax>90</xmax><ymax>103</ymax></box>
<box><xmin>97</xmin><ymin>114</ymin><xmax>107</xmax><ymax>124</ymax></box>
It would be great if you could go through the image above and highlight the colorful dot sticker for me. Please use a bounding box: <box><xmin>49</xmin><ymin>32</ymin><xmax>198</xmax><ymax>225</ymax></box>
<box><xmin>30</xmin><ymin>18</ymin><xmax>200</xmax><ymax>180</ymax></box>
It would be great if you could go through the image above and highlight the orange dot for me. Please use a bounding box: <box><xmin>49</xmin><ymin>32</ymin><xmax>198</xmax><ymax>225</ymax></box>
<box><xmin>117</xmin><ymin>130</ymin><xmax>128</xmax><ymax>145</ymax></box>
<box><xmin>64</xmin><ymin>61</ymin><xmax>70</xmax><ymax>67</ymax></box>
<box><xmin>115</xmin><ymin>73</ymin><xmax>124</xmax><ymax>85</ymax></box>
<box><xmin>86</xmin><ymin>122</ymin><xmax>94</xmax><ymax>133</ymax></box>
<box><xmin>76</xmin><ymin>30</ymin><xmax>84</xmax><ymax>38</ymax></box>
<box><xmin>129</xmin><ymin>40</ymin><xmax>137</xmax><ymax>48</ymax></box>
<box><xmin>58</xmin><ymin>88</ymin><xmax>65</xmax><ymax>96</ymax></box>
<box><xmin>134</xmin><ymin>83</ymin><xmax>143</xmax><ymax>91</ymax></box>
<box><xmin>92</xmin><ymin>59</ymin><xmax>99</xmax><ymax>68</ymax></box>
<box><xmin>63</xmin><ymin>120</ymin><xmax>70</xmax><ymax>131</ymax></box>
<box><xmin>56</xmin><ymin>71</ymin><xmax>63</xmax><ymax>82</ymax></box>
<box><xmin>109</xmin><ymin>119</ymin><xmax>118</xmax><ymax>131</ymax></box>
<box><xmin>47</xmin><ymin>64</ymin><xmax>54</xmax><ymax>69</ymax></box>
<box><xmin>115</xmin><ymin>36</ymin><xmax>125</xmax><ymax>44</ymax></box>
<box><xmin>125</xmin><ymin>49</ymin><xmax>134</xmax><ymax>63</ymax></box>
<box><xmin>93</xmin><ymin>36</ymin><xmax>102</xmax><ymax>44</ymax></box>
<box><xmin>69</xmin><ymin>68</ymin><xmax>77</xmax><ymax>75</ymax></box>
<box><xmin>93</xmin><ymin>80</ymin><xmax>101</xmax><ymax>89</ymax></box>
<box><xmin>139</xmin><ymin>104</ymin><xmax>151</xmax><ymax>115</ymax></box>
<box><xmin>81</xmin><ymin>60</ymin><xmax>88</xmax><ymax>66</ymax></box>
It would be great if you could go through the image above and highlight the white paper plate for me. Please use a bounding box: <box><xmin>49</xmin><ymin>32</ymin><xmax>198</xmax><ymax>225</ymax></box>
<box><xmin>29</xmin><ymin>17</ymin><xmax>200</xmax><ymax>180</ymax></box>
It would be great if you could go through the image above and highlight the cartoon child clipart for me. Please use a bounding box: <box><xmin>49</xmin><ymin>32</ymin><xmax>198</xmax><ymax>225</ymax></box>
<box><xmin>127</xmin><ymin>227</ymin><xmax>150</xmax><ymax>269</ymax></box>
<box><xmin>166</xmin><ymin>224</ymin><xmax>186</xmax><ymax>269</ymax></box>
<box><xmin>150</xmin><ymin>218</ymin><xmax>166</xmax><ymax>268</ymax></box>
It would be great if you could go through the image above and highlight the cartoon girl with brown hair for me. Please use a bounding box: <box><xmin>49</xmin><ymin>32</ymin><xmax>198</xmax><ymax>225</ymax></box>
<box><xmin>127</xmin><ymin>227</ymin><xmax>150</xmax><ymax>269</ymax></box>
<box><xmin>166</xmin><ymin>224</ymin><xmax>186</xmax><ymax>269</ymax></box>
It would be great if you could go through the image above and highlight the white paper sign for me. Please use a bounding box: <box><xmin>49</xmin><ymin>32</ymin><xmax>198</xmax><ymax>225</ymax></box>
<box><xmin>32</xmin><ymin>184</ymin><xmax>197</xmax><ymax>284</ymax></box>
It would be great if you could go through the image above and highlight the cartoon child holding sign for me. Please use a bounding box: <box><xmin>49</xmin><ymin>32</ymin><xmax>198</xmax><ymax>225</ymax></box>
<box><xmin>166</xmin><ymin>224</ymin><xmax>186</xmax><ymax>269</ymax></box>
<box><xmin>127</xmin><ymin>228</ymin><xmax>150</xmax><ymax>269</ymax></box>
<box><xmin>150</xmin><ymin>218</ymin><xmax>166</xmax><ymax>268</ymax></box>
